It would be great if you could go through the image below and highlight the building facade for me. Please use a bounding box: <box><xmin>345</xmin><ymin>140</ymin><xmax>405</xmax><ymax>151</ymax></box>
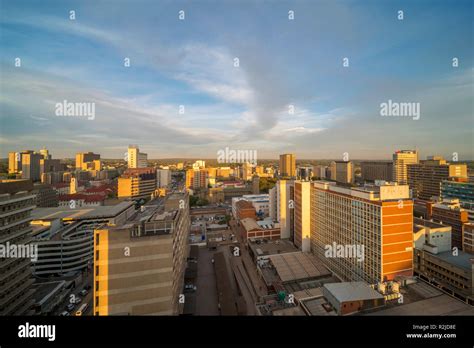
<box><xmin>310</xmin><ymin>181</ymin><xmax>413</xmax><ymax>285</ymax></box>
<box><xmin>407</xmin><ymin>157</ymin><xmax>467</xmax><ymax>201</ymax></box>
<box><xmin>294</xmin><ymin>180</ymin><xmax>311</xmax><ymax>252</ymax></box>
<box><xmin>392</xmin><ymin>150</ymin><xmax>419</xmax><ymax>185</ymax></box>
<box><xmin>93</xmin><ymin>193</ymin><xmax>190</xmax><ymax>315</ymax></box>
<box><xmin>361</xmin><ymin>161</ymin><xmax>393</xmax><ymax>182</ymax></box>
<box><xmin>279</xmin><ymin>154</ymin><xmax>296</xmax><ymax>177</ymax></box>
<box><xmin>0</xmin><ymin>180</ymin><xmax>36</xmax><ymax>315</ymax></box>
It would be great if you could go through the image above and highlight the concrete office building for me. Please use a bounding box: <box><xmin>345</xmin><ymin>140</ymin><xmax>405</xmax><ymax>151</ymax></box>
<box><xmin>463</xmin><ymin>223</ymin><xmax>474</xmax><ymax>254</ymax></box>
<box><xmin>313</xmin><ymin>165</ymin><xmax>327</xmax><ymax>180</ymax></box>
<box><xmin>8</xmin><ymin>152</ymin><xmax>22</xmax><ymax>174</ymax></box>
<box><xmin>118</xmin><ymin>168</ymin><xmax>157</xmax><ymax>201</ymax></box>
<box><xmin>294</xmin><ymin>181</ymin><xmax>311</xmax><ymax>252</ymax></box>
<box><xmin>76</xmin><ymin>152</ymin><xmax>100</xmax><ymax>170</ymax></box>
<box><xmin>32</xmin><ymin>183</ymin><xmax>58</xmax><ymax>207</ymax></box>
<box><xmin>276</xmin><ymin>180</ymin><xmax>295</xmax><ymax>239</ymax></box>
<box><xmin>393</xmin><ymin>150</ymin><xmax>419</xmax><ymax>185</ymax></box>
<box><xmin>279</xmin><ymin>154</ymin><xmax>296</xmax><ymax>177</ymax></box>
<box><xmin>413</xmin><ymin>217</ymin><xmax>473</xmax><ymax>305</ymax></box>
<box><xmin>441</xmin><ymin>178</ymin><xmax>474</xmax><ymax>210</ymax></box>
<box><xmin>311</xmin><ymin>181</ymin><xmax>413</xmax><ymax>285</ymax></box>
<box><xmin>156</xmin><ymin>169</ymin><xmax>171</xmax><ymax>188</ymax></box>
<box><xmin>361</xmin><ymin>161</ymin><xmax>393</xmax><ymax>182</ymax></box>
<box><xmin>93</xmin><ymin>193</ymin><xmax>190</xmax><ymax>315</ymax></box>
<box><xmin>330</xmin><ymin>161</ymin><xmax>354</xmax><ymax>184</ymax></box>
<box><xmin>269</xmin><ymin>186</ymin><xmax>278</xmax><ymax>222</ymax></box>
<box><xmin>21</xmin><ymin>152</ymin><xmax>42</xmax><ymax>182</ymax></box>
<box><xmin>407</xmin><ymin>156</ymin><xmax>467</xmax><ymax>201</ymax></box>
<box><xmin>430</xmin><ymin>199</ymin><xmax>469</xmax><ymax>250</ymax></box>
<box><xmin>297</xmin><ymin>167</ymin><xmax>313</xmax><ymax>181</ymax></box>
<box><xmin>0</xmin><ymin>180</ymin><xmax>36</xmax><ymax>315</ymax></box>
<box><xmin>127</xmin><ymin>145</ymin><xmax>148</xmax><ymax>169</ymax></box>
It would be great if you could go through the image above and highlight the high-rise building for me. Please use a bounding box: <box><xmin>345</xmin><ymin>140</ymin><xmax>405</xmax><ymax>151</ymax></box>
<box><xmin>269</xmin><ymin>186</ymin><xmax>278</xmax><ymax>222</ymax></box>
<box><xmin>441</xmin><ymin>178</ymin><xmax>474</xmax><ymax>210</ymax></box>
<box><xmin>330</xmin><ymin>161</ymin><xmax>354</xmax><ymax>184</ymax></box>
<box><xmin>407</xmin><ymin>157</ymin><xmax>467</xmax><ymax>201</ymax></box>
<box><xmin>463</xmin><ymin>223</ymin><xmax>474</xmax><ymax>254</ymax></box>
<box><xmin>8</xmin><ymin>152</ymin><xmax>22</xmax><ymax>174</ymax></box>
<box><xmin>185</xmin><ymin>169</ymin><xmax>208</xmax><ymax>190</ymax></box>
<box><xmin>40</xmin><ymin>159</ymin><xmax>62</xmax><ymax>176</ymax></box>
<box><xmin>252</xmin><ymin>175</ymin><xmax>260</xmax><ymax>194</ymax></box>
<box><xmin>313</xmin><ymin>165</ymin><xmax>327</xmax><ymax>180</ymax></box>
<box><xmin>127</xmin><ymin>145</ymin><xmax>148</xmax><ymax>169</ymax></box>
<box><xmin>360</xmin><ymin>161</ymin><xmax>393</xmax><ymax>182</ymax></box>
<box><xmin>279</xmin><ymin>154</ymin><xmax>296</xmax><ymax>177</ymax></box>
<box><xmin>311</xmin><ymin>181</ymin><xmax>413</xmax><ymax>284</ymax></box>
<box><xmin>0</xmin><ymin>180</ymin><xmax>36</xmax><ymax>315</ymax></box>
<box><xmin>93</xmin><ymin>193</ymin><xmax>190</xmax><ymax>315</ymax></box>
<box><xmin>392</xmin><ymin>150</ymin><xmax>419</xmax><ymax>185</ymax></box>
<box><xmin>294</xmin><ymin>181</ymin><xmax>311</xmax><ymax>252</ymax></box>
<box><xmin>21</xmin><ymin>151</ymin><xmax>42</xmax><ymax>182</ymax></box>
<box><xmin>240</xmin><ymin>162</ymin><xmax>253</xmax><ymax>181</ymax></box>
<box><xmin>39</xmin><ymin>147</ymin><xmax>51</xmax><ymax>160</ymax></box>
<box><xmin>276</xmin><ymin>179</ymin><xmax>295</xmax><ymax>239</ymax></box>
<box><xmin>118</xmin><ymin>168</ymin><xmax>157</xmax><ymax>200</ymax></box>
<box><xmin>76</xmin><ymin>152</ymin><xmax>100</xmax><ymax>170</ymax></box>
<box><xmin>430</xmin><ymin>199</ymin><xmax>469</xmax><ymax>250</ymax></box>
<box><xmin>297</xmin><ymin>166</ymin><xmax>313</xmax><ymax>181</ymax></box>
<box><xmin>156</xmin><ymin>169</ymin><xmax>171</xmax><ymax>188</ymax></box>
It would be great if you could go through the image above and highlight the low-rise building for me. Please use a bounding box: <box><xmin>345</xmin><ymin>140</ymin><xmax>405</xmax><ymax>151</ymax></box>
<box><xmin>322</xmin><ymin>282</ymin><xmax>386</xmax><ymax>315</ymax></box>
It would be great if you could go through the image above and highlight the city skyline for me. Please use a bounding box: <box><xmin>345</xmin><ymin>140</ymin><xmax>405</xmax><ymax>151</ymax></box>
<box><xmin>1</xmin><ymin>0</ymin><xmax>473</xmax><ymax>159</ymax></box>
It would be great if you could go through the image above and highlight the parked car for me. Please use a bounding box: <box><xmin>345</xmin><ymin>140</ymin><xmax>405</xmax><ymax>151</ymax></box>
<box><xmin>66</xmin><ymin>303</ymin><xmax>75</xmax><ymax>311</ymax></box>
<box><xmin>80</xmin><ymin>289</ymin><xmax>88</xmax><ymax>296</ymax></box>
<box><xmin>60</xmin><ymin>311</ymin><xmax>70</xmax><ymax>316</ymax></box>
<box><xmin>74</xmin><ymin>298</ymin><xmax>82</xmax><ymax>304</ymax></box>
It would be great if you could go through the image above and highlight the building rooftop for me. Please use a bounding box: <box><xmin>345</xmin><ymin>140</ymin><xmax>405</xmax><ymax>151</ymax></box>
<box><xmin>413</xmin><ymin>217</ymin><xmax>450</xmax><ymax>229</ymax></box>
<box><xmin>435</xmin><ymin>250</ymin><xmax>473</xmax><ymax>271</ymax></box>
<box><xmin>31</xmin><ymin>201</ymin><xmax>134</xmax><ymax>221</ymax></box>
<box><xmin>249</xmin><ymin>239</ymin><xmax>297</xmax><ymax>257</ymax></box>
<box><xmin>323</xmin><ymin>282</ymin><xmax>384</xmax><ymax>302</ymax></box>
<box><xmin>240</xmin><ymin>218</ymin><xmax>261</xmax><ymax>232</ymax></box>
<box><xmin>269</xmin><ymin>252</ymin><xmax>331</xmax><ymax>283</ymax></box>
<box><xmin>367</xmin><ymin>294</ymin><xmax>474</xmax><ymax>316</ymax></box>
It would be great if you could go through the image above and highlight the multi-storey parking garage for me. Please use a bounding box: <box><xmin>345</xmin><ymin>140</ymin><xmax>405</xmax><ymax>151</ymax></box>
<box><xmin>32</xmin><ymin>221</ymin><xmax>100</xmax><ymax>276</ymax></box>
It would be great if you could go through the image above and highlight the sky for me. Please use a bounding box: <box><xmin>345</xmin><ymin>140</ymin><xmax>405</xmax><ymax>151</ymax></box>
<box><xmin>0</xmin><ymin>0</ymin><xmax>473</xmax><ymax>160</ymax></box>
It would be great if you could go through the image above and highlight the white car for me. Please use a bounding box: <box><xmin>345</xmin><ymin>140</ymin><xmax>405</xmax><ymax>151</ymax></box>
<box><xmin>60</xmin><ymin>311</ymin><xmax>70</xmax><ymax>316</ymax></box>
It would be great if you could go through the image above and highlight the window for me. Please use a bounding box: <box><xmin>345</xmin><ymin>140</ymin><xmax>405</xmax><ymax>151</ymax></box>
<box><xmin>95</xmin><ymin>266</ymin><xmax>99</xmax><ymax>276</ymax></box>
<box><xmin>95</xmin><ymin>250</ymin><xmax>99</xmax><ymax>261</ymax></box>
<box><xmin>96</xmin><ymin>235</ymin><xmax>100</xmax><ymax>245</ymax></box>
<box><xmin>95</xmin><ymin>296</ymin><xmax>99</xmax><ymax>307</ymax></box>
<box><xmin>95</xmin><ymin>281</ymin><xmax>99</xmax><ymax>292</ymax></box>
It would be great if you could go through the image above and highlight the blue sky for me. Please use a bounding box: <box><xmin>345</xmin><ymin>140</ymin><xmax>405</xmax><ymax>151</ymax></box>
<box><xmin>1</xmin><ymin>0</ymin><xmax>473</xmax><ymax>160</ymax></box>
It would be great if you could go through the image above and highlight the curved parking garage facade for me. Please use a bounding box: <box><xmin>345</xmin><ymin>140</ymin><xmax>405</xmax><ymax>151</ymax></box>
<box><xmin>33</xmin><ymin>221</ymin><xmax>98</xmax><ymax>276</ymax></box>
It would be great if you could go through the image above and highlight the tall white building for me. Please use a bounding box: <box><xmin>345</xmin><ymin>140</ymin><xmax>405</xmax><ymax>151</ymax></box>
<box><xmin>128</xmin><ymin>145</ymin><xmax>148</xmax><ymax>169</ymax></box>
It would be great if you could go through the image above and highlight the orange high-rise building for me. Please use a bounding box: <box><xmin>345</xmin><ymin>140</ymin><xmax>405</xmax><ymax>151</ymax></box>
<box><xmin>310</xmin><ymin>181</ymin><xmax>413</xmax><ymax>284</ymax></box>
